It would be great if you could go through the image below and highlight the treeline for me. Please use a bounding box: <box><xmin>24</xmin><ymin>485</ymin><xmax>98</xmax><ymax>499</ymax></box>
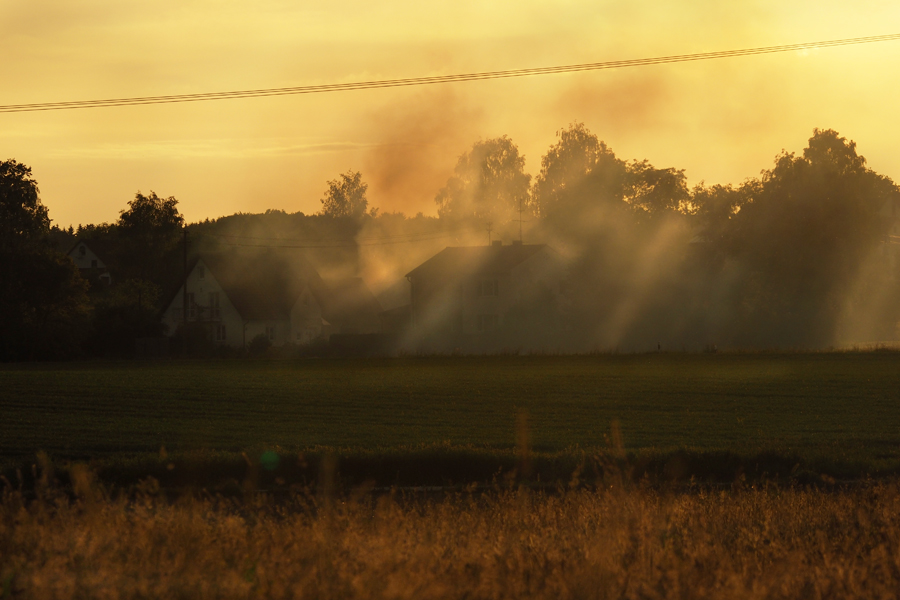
<box><xmin>417</xmin><ymin>125</ymin><xmax>900</xmax><ymax>349</ymax></box>
<box><xmin>1</xmin><ymin>125</ymin><xmax>898</xmax><ymax>359</ymax></box>
<box><xmin>528</xmin><ymin>125</ymin><xmax>900</xmax><ymax>349</ymax></box>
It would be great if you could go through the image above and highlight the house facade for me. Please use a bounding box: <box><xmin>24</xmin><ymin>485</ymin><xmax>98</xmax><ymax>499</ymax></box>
<box><xmin>66</xmin><ymin>239</ymin><xmax>112</xmax><ymax>285</ymax></box>
<box><xmin>161</xmin><ymin>258</ymin><xmax>247</xmax><ymax>347</ymax></box>
<box><xmin>879</xmin><ymin>197</ymin><xmax>900</xmax><ymax>278</ymax></box>
<box><xmin>160</xmin><ymin>250</ymin><xmax>381</xmax><ymax>348</ymax></box>
<box><xmin>405</xmin><ymin>241</ymin><xmax>566</xmax><ymax>349</ymax></box>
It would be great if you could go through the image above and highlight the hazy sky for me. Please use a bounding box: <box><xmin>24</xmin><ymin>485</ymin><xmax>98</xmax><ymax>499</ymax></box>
<box><xmin>3</xmin><ymin>0</ymin><xmax>900</xmax><ymax>227</ymax></box>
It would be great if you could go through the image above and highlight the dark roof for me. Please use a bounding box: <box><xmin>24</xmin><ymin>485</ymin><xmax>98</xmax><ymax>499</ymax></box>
<box><xmin>196</xmin><ymin>249</ymin><xmax>323</xmax><ymax>321</ymax></box>
<box><xmin>166</xmin><ymin>248</ymin><xmax>381</xmax><ymax>324</ymax></box>
<box><xmin>65</xmin><ymin>238</ymin><xmax>115</xmax><ymax>266</ymax></box>
<box><xmin>405</xmin><ymin>244</ymin><xmax>549</xmax><ymax>280</ymax></box>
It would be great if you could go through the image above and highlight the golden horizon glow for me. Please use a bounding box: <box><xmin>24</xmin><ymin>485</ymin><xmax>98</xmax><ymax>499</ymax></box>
<box><xmin>3</xmin><ymin>0</ymin><xmax>900</xmax><ymax>227</ymax></box>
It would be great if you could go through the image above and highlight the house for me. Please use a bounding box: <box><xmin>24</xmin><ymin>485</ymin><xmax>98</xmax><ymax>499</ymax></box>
<box><xmin>404</xmin><ymin>241</ymin><xmax>566</xmax><ymax>349</ymax></box>
<box><xmin>66</xmin><ymin>239</ymin><xmax>112</xmax><ymax>285</ymax></box>
<box><xmin>878</xmin><ymin>197</ymin><xmax>900</xmax><ymax>278</ymax></box>
<box><xmin>160</xmin><ymin>249</ymin><xmax>381</xmax><ymax>348</ymax></box>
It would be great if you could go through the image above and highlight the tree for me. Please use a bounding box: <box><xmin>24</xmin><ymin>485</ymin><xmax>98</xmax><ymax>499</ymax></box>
<box><xmin>435</xmin><ymin>136</ymin><xmax>531</xmax><ymax>222</ymax></box>
<box><xmin>531</xmin><ymin>123</ymin><xmax>626</xmax><ymax>219</ymax></box>
<box><xmin>625</xmin><ymin>161</ymin><xmax>691</xmax><ymax>217</ymax></box>
<box><xmin>320</xmin><ymin>170</ymin><xmax>370</xmax><ymax>219</ymax></box>
<box><xmin>0</xmin><ymin>160</ymin><xmax>89</xmax><ymax>360</ymax></box>
<box><xmin>87</xmin><ymin>278</ymin><xmax>164</xmax><ymax>357</ymax></box>
<box><xmin>0</xmin><ymin>159</ymin><xmax>48</xmax><ymax>254</ymax></box>
<box><xmin>117</xmin><ymin>191</ymin><xmax>184</xmax><ymax>285</ymax></box>
<box><xmin>729</xmin><ymin>128</ymin><xmax>900</xmax><ymax>345</ymax></box>
<box><xmin>118</xmin><ymin>191</ymin><xmax>183</xmax><ymax>250</ymax></box>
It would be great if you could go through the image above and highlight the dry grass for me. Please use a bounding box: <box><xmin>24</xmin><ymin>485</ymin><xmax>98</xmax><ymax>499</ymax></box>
<box><xmin>3</xmin><ymin>477</ymin><xmax>900</xmax><ymax>599</ymax></box>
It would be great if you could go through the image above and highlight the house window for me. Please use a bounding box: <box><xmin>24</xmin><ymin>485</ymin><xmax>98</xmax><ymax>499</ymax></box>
<box><xmin>477</xmin><ymin>278</ymin><xmax>498</xmax><ymax>297</ymax></box>
<box><xmin>187</xmin><ymin>292</ymin><xmax>197</xmax><ymax>319</ymax></box>
<box><xmin>197</xmin><ymin>265</ymin><xmax>205</xmax><ymax>279</ymax></box>
<box><xmin>266</xmin><ymin>325</ymin><xmax>275</xmax><ymax>341</ymax></box>
<box><xmin>477</xmin><ymin>314</ymin><xmax>499</xmax><ymax>332</ymax></box>
<box><xmin>91</xmin><ymin>259</ymin><xmax>97</xmax><ymax>268</ymax></box>
<box><xmin>215</xmin><ymin>323</ymin><xmax>227</xmax><ymax>341</ymax></box>
<box><xmin>209</xmin><ymin>292</ymin><xmax>221</xmax><ymax>318</ymax></box>
<box><xmin>78</xmin><ymin>245</ymin><xmax>86</xmax><ymax>256</ymax></box>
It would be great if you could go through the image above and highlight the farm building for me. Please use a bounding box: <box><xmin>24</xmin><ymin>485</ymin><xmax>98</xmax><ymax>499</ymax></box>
<box><xmin>404</xmin><ymin>241</ymin><xmax>566</xmax><ymax>349</ymax></box>
<box><xmin>160</xmin><ymin>249</ymin><xmax>381</xmax><ymax>348</ymax></box>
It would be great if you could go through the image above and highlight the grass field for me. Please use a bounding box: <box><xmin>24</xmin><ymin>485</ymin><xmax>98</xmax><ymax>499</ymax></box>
<box><xmin>3</xmin><ymin>352</ymin><xmax>900</xmax><ymax>484</ymax></box>
<box><xmin>6</xmin><ymin>353</ymin><xmax>900</xmax><ymax>598</ymax></box>
<box><xmin>5</xmin><ymin>482</ymin><xmax>900</xmax><ymax>599</ymax></box>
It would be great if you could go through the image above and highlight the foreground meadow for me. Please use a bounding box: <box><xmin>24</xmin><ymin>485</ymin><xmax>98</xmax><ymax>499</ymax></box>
<box><xmin>3</xmin><ymin>480</ymin><xmax>900</xmax><ymax>599</ymax></box>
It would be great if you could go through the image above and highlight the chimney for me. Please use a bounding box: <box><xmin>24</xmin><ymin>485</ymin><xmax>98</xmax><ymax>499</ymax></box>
<box><xmin>492</xmin><ymin>240</ymin><xmax>502</xmax><ymax>247</ymax></box>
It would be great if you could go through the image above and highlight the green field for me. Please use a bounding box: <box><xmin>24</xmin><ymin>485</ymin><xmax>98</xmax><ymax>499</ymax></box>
<box><xmin>3</xmin><ymin>353</ymin><xmax>900</xmax><ymax>483</ymax></box>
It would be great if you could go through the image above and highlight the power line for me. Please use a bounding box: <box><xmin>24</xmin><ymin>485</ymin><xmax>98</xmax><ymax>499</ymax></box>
<box><xmin>3</xmin><ymin>33</ymin><xmax>899</xmax><ymax>113</ymax></box>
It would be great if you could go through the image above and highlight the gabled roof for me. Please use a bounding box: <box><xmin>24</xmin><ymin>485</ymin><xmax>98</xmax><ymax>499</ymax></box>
<box><xmin>405</xmin><ymin>244</ymin><xmax>549</xmax><ymax>280</ymax></box>
<box><xmin>66</xmin><ymin>238</ymin><xmax>114</xmax><ymax>266</ymax></box>
<box><xmin>165</xmin><ymin>248</ymin><xmax>382</xmax><ymax>324</ymax></box>
<box><xmin>198</xmin><ymin>249</ymin><xmax>322</xmax><ymax>321</ymax></box>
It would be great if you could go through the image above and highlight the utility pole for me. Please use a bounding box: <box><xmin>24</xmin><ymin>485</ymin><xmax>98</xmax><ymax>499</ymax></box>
<box><xmin>486</xmin><ymin>221</ymin><xmax>493</xmax><ymax>246</ymax></box>
<box><xmin>515</xmin><ymin>198</ymin><xmax>525</xmax><ymax>243</ymax></box>
<box><xmin>182</xmin><ymin>225</ymin><xmax>188</xmax><ymax>358</ymax></box>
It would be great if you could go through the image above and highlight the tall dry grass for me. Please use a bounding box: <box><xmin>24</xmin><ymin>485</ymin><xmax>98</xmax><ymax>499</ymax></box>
<box><xmin>2</xmin><ymin>478</ymin><xmax>900</xmax><ymax>599</ymax></box>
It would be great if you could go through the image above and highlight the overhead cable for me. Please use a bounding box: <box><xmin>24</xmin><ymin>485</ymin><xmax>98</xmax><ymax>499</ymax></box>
<box><xmin>2</xmin><ymin>33</ymin><xmax>899</xmax><ymax>113</ymax></box>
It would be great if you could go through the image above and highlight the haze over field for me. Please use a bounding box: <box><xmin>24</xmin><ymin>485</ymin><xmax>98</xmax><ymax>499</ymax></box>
<box><xmin>4</xmin><ymin>0</ymin><xmax>900</xmax><ymax>226</ymax></box>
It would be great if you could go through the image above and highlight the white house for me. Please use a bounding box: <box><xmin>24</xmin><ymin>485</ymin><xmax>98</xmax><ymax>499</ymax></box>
<box><xmin>66</xmin><ymin>239</ymin><xmax>112</xmax><ymax>285</ymax></box>
<box><xmin>161</xmin><ymin>249</ymin><xmax>381</xmax><ymax>348</ymax></box>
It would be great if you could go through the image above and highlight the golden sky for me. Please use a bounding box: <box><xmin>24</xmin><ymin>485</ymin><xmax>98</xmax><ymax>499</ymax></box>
<box><xmin>3</xmin><ymin>0</ymin><xmax>900</xmax><ymax>227</ymax></box>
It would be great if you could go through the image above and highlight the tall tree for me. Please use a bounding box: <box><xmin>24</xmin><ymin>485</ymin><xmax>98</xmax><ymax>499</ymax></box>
<box><xmin>117</xmin><ymin>191</ymin><xmax>184</xmax><ymax>285</ymax></box>
<box><xmin>435</xmin><ymin>136</ymin><xmax>531</xmax><ymax>223</ymax></box>
<box><xmin>625</xmin><ymin>161</ymin><xmax>691</xmax><ymax>217</ymax></box>
<box><xmin>0</xmin><ymin>159</ymin><xmax>48</xmax><ymax>254</ymax></box>
<box><xmin>730</xmin><ymin>128</ymin><xmax>900</xmax><ymax>345</ymax></box>
<box><xmin>0</xmin><ymin>160</ymin><xmax>89</xmax><ymax>360</ymax></box>
<box><xmin>531</xmin><ymin>123</ymin><xmax>626</xmax><ymax>219</ymax></box>
<box><xmin>320</xmin><ymin>170</ymin><xmax>370</xmax><ymax>219</ymax></box>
